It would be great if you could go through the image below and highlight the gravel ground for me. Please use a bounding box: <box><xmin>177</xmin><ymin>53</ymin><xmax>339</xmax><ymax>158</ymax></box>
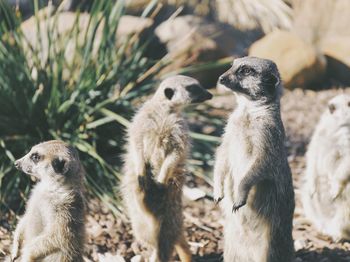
<box><xmin>1</xmin><ymin>87</ymin><xmax>350</xmax><ymax>262</ymax></box>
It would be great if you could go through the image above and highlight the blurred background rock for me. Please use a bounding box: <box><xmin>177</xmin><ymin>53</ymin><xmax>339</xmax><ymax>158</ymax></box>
<box><xmin>5</xmin><ymin>0</ymin><xmax>350</xmax><ymax>89</ymax></box>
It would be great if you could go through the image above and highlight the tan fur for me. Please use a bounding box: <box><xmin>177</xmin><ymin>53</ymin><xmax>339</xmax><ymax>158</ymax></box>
<box><xmin>214</xmin><ymin>57</ymin><xmax>294</xmax><ymax>262</ymax></box>
<box><xmin>121</xmin><ymin>75</ymin><xmax>212</xmax><ymax>262</ymax></box>
<box><xmin>302</xmin><ymin>94</ymin><xmax>350</xmax><ymax>241</ymax></box>
<box><xmin>10</xmin><ymin>140</ymin><xmax>85</xmax><ymax>262</ymax></box>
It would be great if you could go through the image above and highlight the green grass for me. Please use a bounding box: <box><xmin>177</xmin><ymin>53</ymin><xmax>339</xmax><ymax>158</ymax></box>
<box><xmin>0</xmin><ymin>0</ymin><xmax>163</xmax><ymax>214</ymax></box>
<box><xmin>0</xmin><ymin>0</ymin><xmax>225</xmax><ymax>217</ymax></box>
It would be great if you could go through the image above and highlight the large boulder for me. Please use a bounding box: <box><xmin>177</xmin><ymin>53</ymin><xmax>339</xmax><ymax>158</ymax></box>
<box><xmin>321</xmin><ymin>37</ymin><xmax>350</xmax><ymax>85</ymax></box>
<box><xmin>215</xmin><ymin>0</ymin><xmax>292</xmax><ymax>33</ymax></box>
<box><xmin>292</xmin><ymin>0</ymin><xmax>350</xmax><ymax>85</ymax></box>
<box><xmin>293</xmin><ymin>0</ymin><xmax>350</xmax><ymax>45</ymax></box>
<box><xmin>21</xmin><ymin>10</ymin><xmax>153</xmax><ymax>61</ymax></box>
<box><xmin>249</xmin><ymin>30</ymin><xmax>326</xmax><ymax>89</ymax></box>
<box><xmin>155</xmin><ymin>15</ymin><xmax>260</xmax><ymax>88</ymax></box>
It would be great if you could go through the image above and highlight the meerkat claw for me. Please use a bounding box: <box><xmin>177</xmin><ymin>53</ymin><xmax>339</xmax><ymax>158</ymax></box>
<box><xmin>232</xmin><ymin>201</ymin><xmax>246</xmax><ymax>213</ymax></box>
<box><xmin>214</xmin><ymin>197</ymin><xmax>223</xmax><ymax>205</ymax></box>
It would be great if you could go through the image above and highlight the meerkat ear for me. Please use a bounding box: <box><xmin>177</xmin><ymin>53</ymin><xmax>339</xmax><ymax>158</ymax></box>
<box><xmin>267</xmin><ymin>73</ymin><xmax>280</xmax><ymax>87</ymax></box>
<box><xmin>164</xmin><ymin>88</ymin><xmax>174</xmax><ymax>100</ymax></box>
<box><xmin>328</xmin><ymin>103</ymin><xmax>336</xmax><ymax>114</ymax></box>
<box><xmin>52</xmin><ymin>157</ymin><xmax>67</xmax><ymax>174</ymax></box>
<box><xmin>264</xmin><ymin>73</ymin><xmax>280</xmax><ymax>95</ymax></box>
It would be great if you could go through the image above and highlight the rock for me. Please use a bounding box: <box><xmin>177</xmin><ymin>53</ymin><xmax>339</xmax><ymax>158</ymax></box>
<box><xmin>130</xmin><ymin>255</ymin><xmax>144</xmax><ymax>262</ymax></box>
<box><xmin>20</xmin><ymin>9</ymin><xmax>153</xmax><ymax>62</ymax></box>
<box><xmin>97</xmin><ymin>253</ymin><xmax>125</xmax><ymax>262</ymax></box>
<box><xmin>155</xmin><ymin>15</ymin><xmax>259</xmax><ymax>88</ymax></box>
<box><xmin>321</xmin><ymin>37</ymin><xmax>350</xmax><ymax>85</ymax></box>
<box><xmin>215</xmin><ymin>0</ymin><xmax>292</xmax><ymax>33</ymax></box>
<box><xmin>294</xmin><ymin>239</ymin><xmax>308</xmax><ymax>251</ymax></box>
<box><xmin>183</xmin><ymin>186</ymin><xmax>206</xmax><ymax>201</ymax></box>
<box><xmin>294</xmin><ymin>18</ymin><xmax>350</xmax><ymax>86</ymax></box>
<box><xmin>293</xmin><ymin>0</ymin><xmax>350</xmax><ymax>45</ymax></box>
<box><xmin>249</xmin><ymin>30</ymin><xmax>326</xmax><ymax>89</ymax></box>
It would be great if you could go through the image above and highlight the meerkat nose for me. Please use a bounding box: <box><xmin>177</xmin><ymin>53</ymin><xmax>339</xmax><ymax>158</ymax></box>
<box><xmin>219</xmin><ymin>75</ymin><xmax>229</xmax><ymax>85</ymax></box>
<box><xmin>206</xmin><ymin>92</ymin><xmax>213</xmax><ymax>100</ymax></box>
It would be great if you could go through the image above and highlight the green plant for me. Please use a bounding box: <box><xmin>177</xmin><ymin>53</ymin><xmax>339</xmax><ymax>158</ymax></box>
<box><xmin>0</xmin><ymin>0</ymin><xmax>224</xmax><ymax>217</ymax></box>
<box><xmin>0</xmin><ymin>0</ymin><xmax>161</xmax><ymax>214</ymax></box>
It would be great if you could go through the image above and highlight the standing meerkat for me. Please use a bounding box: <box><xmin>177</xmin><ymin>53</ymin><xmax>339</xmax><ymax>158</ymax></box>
<box><xmin>10</xmin><ymin>140</ymin><xmax>85</xmax><ymax>262</ymax></box>
<box><xmin>121</xmin><ymin>75</ymin><xmax>212</xmax><ymax>262</ymax></box>
<box><xmin>213</xmin><ymin>57</ymin><xmax>295</xmax><ymax>262</ymax></box>
<box><xmin>302</xmin><ymin>94</ymin><xmax>350</xmax><ymax>241</ymax></box>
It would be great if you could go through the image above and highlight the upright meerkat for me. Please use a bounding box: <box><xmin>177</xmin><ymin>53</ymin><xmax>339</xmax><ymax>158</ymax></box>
<box><xmin>302</xmin><ymin>94</ymin><xmax>350</xmax><ymax>241</ymax></box>
<box><xmin>122</xmin><ymin>75</ymin><xmax>212</xmax><ymax>262</ymax></box>
<box><xmin>213</xmin><ymin>57</ymin><xmax>295</xmax><ymax>262</ymax></box>
<box><xmin>10</xmin><ymin>140</ymin><xmax>85</xmax><ymax>262</ymax></box>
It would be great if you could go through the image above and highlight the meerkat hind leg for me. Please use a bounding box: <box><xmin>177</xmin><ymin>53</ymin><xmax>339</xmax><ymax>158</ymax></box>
<box><xmin>175</xmin><ymin>234</ymin><xmax>192</xmax><ymax>262</ymax></box>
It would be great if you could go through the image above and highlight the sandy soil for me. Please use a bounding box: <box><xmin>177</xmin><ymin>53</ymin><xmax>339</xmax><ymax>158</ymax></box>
<box><xmin>1</xmin><ymin>87</ymin><xmax>350</xmax><ymax>262</ymax></box>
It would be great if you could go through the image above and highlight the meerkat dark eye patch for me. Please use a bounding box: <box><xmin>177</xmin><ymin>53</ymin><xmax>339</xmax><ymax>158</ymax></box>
<box><xmin>238</xmin><ymin>66</ymin><xmax>255</xmax><ymax>76</ymax></box>
<box><xmin>164</xmin><ymin>88</ymin><xmax>174</xmax><ymax>100</ymax></box>
<box><xmin>328</xmin><ymin>104</ymin><xmax>336</xmax><ymax>114</ymax></box>
<box><xmin>52</xmin><ymin>158</ymin><xmax>66</xmax><ymax>174</ymax></box>
<box><xmin>185</xmin><ymin>84</ymin><xmax>201</xmax><ymax>93</ymax></box>
<box><xmin>30</xmin><ymin>152</ymin><xmax>41</xmax><ymax>163</ymax></box>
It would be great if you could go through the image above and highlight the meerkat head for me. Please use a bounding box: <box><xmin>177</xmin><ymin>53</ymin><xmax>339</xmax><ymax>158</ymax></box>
<box><xmin>154</xmin><ymin>75</ymin><xmax>213</xmax><ymax>108</ymax></box>
<box><xmin>218</xmin><ymin>56</ymin><xmax>281</xmax><ymax>103</ymax></box>
<box><xmin>14</xmin><ymin>140</ymin><xmax>82</xmax><ymax>183</ymax></box>
<box><xmin>326</xmin><ymin>94</ymin><xmax>350</xmax><ymax>122</ymax></box>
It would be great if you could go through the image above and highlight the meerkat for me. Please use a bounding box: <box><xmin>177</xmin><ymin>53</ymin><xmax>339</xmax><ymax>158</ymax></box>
<box><xmin>10</xmin><ymin>140</ymin><xmax>85</xmax><ymax>262</ymax></box>
<box><xmin>302</xmin><ymin>94</ymin><xmax>350</xmax><ymax>241</ymax></box>
<box><xmin>213</xmin><ymin>57</ymin><xmax>295</xmax><ymax>262</ymax></box>
<box><xmin>121</xmin><ymin>75</ymin><xmax>212</xmax><ymax>262</ymax></box>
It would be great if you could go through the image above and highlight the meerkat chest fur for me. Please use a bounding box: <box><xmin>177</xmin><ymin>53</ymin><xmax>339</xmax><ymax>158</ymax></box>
<box><xmin>315</xmin><ymin>116</ymin><xmax>350</xmax><ymax>173</ymax></box>
<box><xmin>227</xmin><ymin>97</ymin><xmax>273</xmax><ymax>183</ymax></box>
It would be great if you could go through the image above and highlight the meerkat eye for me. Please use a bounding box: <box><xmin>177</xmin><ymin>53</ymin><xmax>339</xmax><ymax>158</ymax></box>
<box><xmin>164</xmin><ymin>88</ymin><xmax>174</xmax><ymax>100</ymax></box>
<box><xmin>238</xmin><ymin>66</ymin><xmax>254</xmax><ymax>76</ymax></box>
<box><xmin>30</xmin><ymin>152</ymin><xmax>41</xmax><ymax>163</ymax></box>
<box><xmin>328</xmin><ymin>104</ymin><xmax>336</xmax><ymax>114</ymax></box>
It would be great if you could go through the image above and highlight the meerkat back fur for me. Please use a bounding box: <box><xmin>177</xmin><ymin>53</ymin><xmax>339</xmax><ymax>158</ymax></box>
<box><xmin>10</xmin><ymin>140</ymin><xmax>85</xmax><ymax>262</ymax></box>
<box><xmin>213</xmin><ymin>57</ymin><xmax>295</xmax><ymax>262</ymax></box>
<box><xmin>121</xmin><ymin>75</ymin><xmax>212</xmax><ymax>262</ymax></box>
<box><xmin>302</xmin><ymin>94</ymin><xmax>350</xmax><ymax>241</ymax></box>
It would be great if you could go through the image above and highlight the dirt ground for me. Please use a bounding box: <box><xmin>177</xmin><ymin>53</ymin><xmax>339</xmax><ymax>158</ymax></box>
<box><xmin>1</xmin><ymin>87</ymin><xmax>350</xmax><ymax>262</ymax></box>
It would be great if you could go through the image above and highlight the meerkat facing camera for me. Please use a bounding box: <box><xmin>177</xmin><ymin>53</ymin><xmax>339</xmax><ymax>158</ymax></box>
<box><xmin>302</xmin><ymin>94</ymin><xmax>350</xmax><ymax>241</ymax></box>
<box><xmin>10</xmin><ymin>140</ymin><xmax>85</xmax><ymax>262</ymax></box>
<box><xmin>213</xmin><ymin>57</ymin><xmax>295</xmax><ymax>262</ymax></box>
<box><xmin>122</xmin><ymin>75</ymin><xmax>212</xmax><ymax>262</ymax></box>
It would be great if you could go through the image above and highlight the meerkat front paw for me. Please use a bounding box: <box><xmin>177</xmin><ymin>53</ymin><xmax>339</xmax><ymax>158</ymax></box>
<box><xmin>330</xmin><ymin>183</ymin><xmax>342</xmax><ymax>200</ymax></box>
<box><xmin>10</xmin><ymin>244</ymin><xmax>20</xmax><ymax>262</ymax></box>
<box><xmin>10</xmin><ymin>254</ymin><xmax>19</xmax><ymax>262</ymax></box>
<box><xmin>232</xmin><ymin>199</ymin><xmax>246</xmax><ymax>213</ymax></box>
<box><xmin>19</xmin><ymin>249</ymin><xmax>33</xmax><ymax>262</ymax></box>
<box><xmin>307</xmin><ymin>181</ymin><xmax>317</xmax><ymax>197</ymax></box>
<box><xmin>213</xmin><ymin>188</ymin><xmax>224</xmax><ymax>204</ymax></box>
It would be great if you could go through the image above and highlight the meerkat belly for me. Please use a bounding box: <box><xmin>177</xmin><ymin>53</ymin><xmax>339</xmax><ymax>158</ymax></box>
<box><xmin>23</xmin><ymin>192</ymin><xmax>46</xmax><ymax>242</ymax></box>
<box><xmin>224</xmin><ymin>206</ymin><xmax>270</xmax><ymax>262</ymax></box>
<box><xmin>228</xmin><ymin>130</ymin><xmax>255</xmax><ymax>190</ymax></box>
